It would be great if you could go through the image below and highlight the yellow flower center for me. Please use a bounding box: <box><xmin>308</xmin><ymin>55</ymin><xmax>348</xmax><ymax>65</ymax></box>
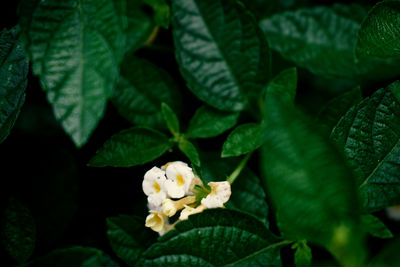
<box><xmin>153</xmin><ymin>182</ymin><xmax>161</xmax><ymax>193</ymax></box>
<box><xmin>176</xmin><ymin>174</ymin><xmax>185</xmax><ymax>186</ymax></box>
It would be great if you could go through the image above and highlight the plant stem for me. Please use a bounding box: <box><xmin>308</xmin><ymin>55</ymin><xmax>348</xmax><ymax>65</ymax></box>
<box><xmin>227</xmin><ymin>153</ymin><xmax>253</xmax><ymax>184</ymax></box>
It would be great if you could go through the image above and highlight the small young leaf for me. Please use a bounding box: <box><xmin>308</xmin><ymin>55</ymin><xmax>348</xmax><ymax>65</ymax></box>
<box><xmin>112</xmin><ymin>57</ymin><xmax>180</xmax><ymax>128</ymax></box>
<box><xmin>27</xmin><ymin>247</ymin><xmax>119</xmax><ymax>267</ymax></box>
<box><xmin>331</xmin><ymin>81</ymin><xmax>400</xmax><ymax>212</ymax></box>
<box><xmin>292</xmin><ymin>241</ymin><xmax>312</xmax><ymax>267</ymax></box>
<box><xmin>222</xmin><ymin>123</ymin><xmax>262</xmax><ymax>158</ymax></box>
<box><xmin>361</xmin><ymin>214</ymin><xmax>393</xmax><ymax>239</ymax></box>
<box><xmin>0</xmin><ymin>27</ymin><xmax>28</xmax><ymax>144</ymax></box>
<box><xmin>89</xmin><ymin>127</ymin><xmax>173</xmax><ymax>167</ymax></box>
<box><xmin>1</xmin><ymin>198</ymin><xmax>36</xmax><ymax>263</ymax></box>
<box><xmin>172</xmin><ymin>0</ymin><xmax>269</xmax><ymax>111</ymax></box>
<box><xmin>186</xmin><ymin>106</ymin><xmax>239</xmax><ymax>139</ymax></box>
<box><xmin>139</xmin><ymin>209</ymin><xmax>284</xmax><ymax>266</ymax></box>
<box><xmin>161</xmin><ymin>103</ymin><xmax>180</xmax><ymax>136</ymax></box>
<box><xmin>178</xmin><ymin>139</ymin><xmax>200</xmax><ymax>166</ymax></box>
<box><xmin>18</xmin><ymin>0</ymin><xmax>126</xmax><ymax>147</ymax></box>
<box><xmin>356</xmin><ymin>0</ymin><xmax>400</xmax><ymax>60</ymax></box>
<box><xmin>107</xmin><ymin>215</ymin><xmax>157</xmax><ymax>267</ymax></box>
<box><xmin>143</xmin><ymin>0</ymin><xmax>170</xmax><ymax>28</ymax></box>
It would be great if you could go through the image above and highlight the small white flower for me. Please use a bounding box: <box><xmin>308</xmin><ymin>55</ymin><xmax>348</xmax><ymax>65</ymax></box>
<box><xmin>179</xmin><ymin>204</ymin><xmax>206</xmax><ymax>220</ymax></box>
<box><xmin>201</xmin><ymin>181</ymin><xmax>231</xmax><ymax>209</ymax></box>
<box><xmin>142</xmin><ymin>167</ymin><xmax>167</xmax><ymax>207</ymax></box>
<box><xmin>163</xmin><ymin>161</ymin><xmax>195</xmax><ymax>198</ymax></box>
<box><xmin>386</xmin><ymin>205</ymin><xmax>400</xmax><ymax>221</ymax></box>
<box><xmin>145</xmin><ymin>210</ymin><xmax>167</xmax><ymax>232</ymax></box>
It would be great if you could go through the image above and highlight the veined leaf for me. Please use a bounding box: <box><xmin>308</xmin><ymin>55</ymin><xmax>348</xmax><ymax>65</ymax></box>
<box><xmin>186</xmin><ymin>106</ymin><xmax>239</xmax><ymax>139</ymax></box>
<box><xmin>112</xmin><ymin>57</ymin><xmax>180</xmax><ymax>128</ymax></box>
<box><xmin>107</xmin><ymin>215</ymin><xmax>157</xmax><ymax>267</ymax></box>
<box><xmin>222</xmin><ymin>123</ymin><xmax>262</xmax><ymax>158</ymax></box>
<box><xmin>172</xmin><ymin>0</ymin><xmax>269</xmax><ymax>111</ymax></box>
<box><xmin>356</xmin><ymin>0</ymin><xmax>400</xmax><ymax>60</ymax></box>
<box><xmin>161</xmin><ymin>103</ymin><xmax>179</xmax><ymax>136</ymax></box>
<box><xmin>260</xmin><ymin>4</ymin><xmax>400</xmax><ymax>81</ymax></box>
<box><xmin>88</xmin><ymin>127</ymin><xmax>173</xmax><ymax>167</ymax></box>
<box><xmin>139</xmin><ymin>209</ymin><xmax>284</xmax><ymax>266</ymax></box>
<box><xmin>178</xmin><ymin>139</ymin><xmax>200</xmax><ymax>166</ymax></box>
<box><xmin>0</xmin><ymin>27</ymin><xmax>28</xmax><ymax>144</ymax></box>
<box><xmin>1</xmin><ymin>198</ymin><xmax>36</xmax><ymax>263</ymax></box>
<box><xmin>361</xmin><ymin>214</ymin><xmax>393</xmax><ymax>239</ymax></box>
<box><xmin>261</xmin><ymin>76</ymin><xmax>362</xmax><ymax>262</ymax></box>
<box><xmin>27</xmin><ymin>247</ymin><xmax>119</xmax><ymax>267</ymax></box>
<box><xmin>19</xmin><ymin>0</ymin><xmax>126</xmax><ymax>147</ymax></box>
<box><xmin>331</xmin><ymin>81</ymin><xmax>400</xmax><ymax>212</ymax></box>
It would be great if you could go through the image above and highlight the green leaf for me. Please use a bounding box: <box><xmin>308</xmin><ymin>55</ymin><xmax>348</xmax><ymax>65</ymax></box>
<box><xmin>107</xmin><ymin>215</ymin><xmax>157</xmax><ymax>267</ymax></box>
<box><xmin>178</xmin><ymin>139</ymin><xmax>200</xmax><ymax>166</ymax></box>
<box><xmin>172</xmin><ymin>0</ymin><xmax>269</xmax><ymax>111</ymax></box>
<box><xmin>261</xmin><ymin>79</ymin><xmax>362</xmax><ymax>262</ymax></box>
<box><xmin>331</xmin><ymin>81</ymin><xmax>400</xmax><ymax>212</ymax></box>
<box><xmin>260</xmin><ymin>4</ymin><xmax>400</xmax><ymax>81</ymax></box>
<box><xmin>0</xmin><ymin>27</ymin><xmax>28</xmax><ymax>144</ymax></box>
<box><xmin>356</xmin><ymin>0</ymin><xmax>400</xmax><ymax>60</ymax></box>
<box><xmin>221</xmin><ymin>123</ymin><xmax>262</xmax><ymax>158</ymax></box>
<box><xmin>88</xmin><ymin>127</ymin><xmax>172</xmax><ymax>167</ymax></box>
<box><xmin>266</xmin><ymin>67</ymin><xmax>297</xmax><ymax>104</ymax></box>
<box><xmin>186</xmin><ymin>106</ymin><xmax>239</xmax><ymax>139</ymax></box>
<box><xmin>292</xmin><ymin>241</ymin><xmax>312</xmax><ymax>267</ymax></box>
<box><xmin>112</xmin><ymin>57</ymin><xmax>180</xmax><ymax>128</ymax></box>
<box><xmin>27</xmin><ymin>247</ymin><xmax>119</xmax><ymax>267</ymax></box>
<box><xmin>369</xmin><ymin>238</ymin><xmax>400</xmax><ymax>267</ymax></box>
<box><xmin>361</xmin><ymin>214</ymin><xmax>393</xmax><ymax>239</ymax></box>
<box><xmin>200</xmin><ymin>153</ymin><xmax>269</xmax><ymax>225</ymax></box>
<box><xmin>1</xmin><ymin>198</ymin><xmax>36</xmax><ymax>263</ymax></box>
<box><xmin>317</xmin><ymin>87</ymin><xmax>362</xmax><ymax>130</ymax></box>
<box><xmin>139</xmin><ymin>209</ymin><xmax>284</xmax><ymax>266</ymax></box>
<box><xmin>161</xmin><ymin>103</ymin><xmax>180</xmax><ymax>136</ymax></box>
<box><xmin>19</xmin><ymin>0</ymin><xmax>126</xmax><ymax>147</ymax></box>
<box><xmin>143</xmin><ymin>0</ymin><xmax>170</xmax><ymax>28</ymax></box>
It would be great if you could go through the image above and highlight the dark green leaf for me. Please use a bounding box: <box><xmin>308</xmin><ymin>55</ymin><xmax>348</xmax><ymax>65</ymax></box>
<box><xmin>356</xmin><ymin>0</ymin><xmax>400</xmax><ymax>60</ymax></box>
<box><xmin>89</xmin><ymin>127</ymin><xmax>172</xmax><ymax>167</ymax></box>
<box><xmin>369</xmin><ymin>237</ymin><xmax>400</xmax><ymax>267</ymax></box>
<box><xmin>361</xmin><ymin>214</ymin><xmax>393</xmax><ymax>239</ymax></box>
<box><xmin>161</xmin><ymin>103</ymin><xmax>180</xmax><ymax>136</ymax></box>
<box><xmin>292</xmin><ymin>241</ymin><xmax>312</xmax><ymax>267</ymax></box>
<box><xmin>266</xmin><ymin>67</ymin><xmax>297</xmax><ymax>104</ymax></box>
<box><xmin>28</xmin><ymin>247</ymin><xmax>119</xmax><ymax>267</ymax></box>
<box><xmin>1</xmin><ymin>198</ymin><xmax>36</xmax><ymax>263</ymax></box>
<box><xmin>260</xmin><ymin>4</ymin><xmax>400</xmax><ymax>81</ymax></box>
<box><xmin>112</xmin><ymin>57</ymin><xmax>180</xmax><ymax>128</ymax></box>
<box><xmin>172</xmin><ymin>0</ymin><xmax>269</xmax><ymax>111</ymax></box>
<box><xmin>317</xmin><ymin>87</ymin><xmax>362</xmax><ymax>130</ymax></box>
<box><xmin>222</xmin><ymin>123</ymin><xmax>262</xmax><ymax>158</ymax></box>
<box><xmin>200</xmin><ymin>153</ymin><xmax>269</xmax><ymax>225</ymax></box>
<box><xmin>19</xmin><ymin>0</ymin><xmax>126</xmax><ymax>147</ymax></box>
<box><xmin>178</xmin><ymin>139</ymin><xmax>200</xmax><ymax>166</ymax></box>
<box><xmin>143</xmin><ymin>0</ymin><xmax>170</xmax><ymax>28</ymax></box>
<box><xmin>186</xmin><ymin>106</ymin><xmax>239</xmax><ymax>139</ymax></box>
<box><xmin>107</xmin><ymin>215</ymin><xmax>157</xmax><ymax>267</ymax></box>
<box><xmin>0</xmin><ymin>27</ymin><xmax>28</xmax><ymax>143</ymax></box>
<box><xmin>139</xmin><ymin>209</ymin><xmax>284</xmax><ymax>266</ymax></box>
<box><xmin>331</xmin><ymin>81</ymin><xmax>400</xmax><ymax>212</ymax></box>
<box><xmin>261</xmin><ymin>79</ymin><xmax>361</xmax><ymax>258</ymax></box>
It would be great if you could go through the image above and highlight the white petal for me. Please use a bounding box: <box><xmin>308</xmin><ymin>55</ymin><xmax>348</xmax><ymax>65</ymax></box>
<box><xmin>143</xmin><ymin>167</ymin><xmax>166</xmax><ymax>196</ymax></box>
<box><xmin>165</xmin><ymin>179</ymin><xmax>185</xmax><ymax>198</ymax></box>
<box><xmin>147</xmin><ymin>191</ymin><xmax>167</xmax><ymax>207</ymax></box>
<box><xmin>201</xmin><ymin>181</ymin><xmax>231</xmax><ymax>209</ymax></box>
<box><xmin>165</xmin><ymin>162</ymin><xmax>194</xmax><ymax>195</ymax></box>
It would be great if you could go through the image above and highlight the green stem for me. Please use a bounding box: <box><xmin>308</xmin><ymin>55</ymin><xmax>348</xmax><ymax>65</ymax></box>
<box><xmin>227</xmin><ymin>153</ymin><xmax>252</xmax><ymax>184</ymax></box>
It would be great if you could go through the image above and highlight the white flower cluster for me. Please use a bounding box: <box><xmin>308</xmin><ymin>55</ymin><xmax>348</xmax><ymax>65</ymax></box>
<box><xmin>142</xmin><ymin>161</ymin><xmax>231</xmax><ymax>235</ymax></box>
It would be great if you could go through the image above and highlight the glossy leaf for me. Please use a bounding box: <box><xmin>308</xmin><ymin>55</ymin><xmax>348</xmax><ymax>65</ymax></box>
<box><xmin>172</xmin><ymin>0</ymin><xmax>269</xmax><ymax>111</ymax></box>
<box><xmin>260</xmin><ymin>4</ymin><xmax>400</xmax><ymax>81</ymax></box>
<box><xmin>1</xmin><ymin>198</ymin><xmax>36</xmax><ymax>263</ymax></box>
<box><xmin>261</xmin><ymin>78</ymin><xmax>361</xmax><ymax>255</ymax></box>
<box><xmin>361</xmin><ymin>214</ymin><xmax>393</xmax><ymax>239</ymax></box>
<box><xmin>107</xmin><ymin>215</ymin><xmax>157</xmax><ymax>266</ymax></box>
<box><xmin>161</xmin><ymin>103</ymin><xmax>179</xmax><ymax>136</ymax></box>
<box><xmin>356</xmin><ymin>0</ymin><xmax>400</xmax><ymax>60</ymax></box>
<box><xmin>88</xmin><ymin>127</ymin><xmax>172</xmax><ymax>167</ymax></box>
<box><xmin>186</xmin><ymin>106</ymin><xmax>239</xmax><ymax>139</ymax></box>
<box><xmin>139</xmin><ymin>209</ymin><xmax>283</xmax><ymax>266</ymax></box>
<box><xmin>19</xmin><ymin>0</ymin><xmax>126</xmax><ymax>147</ymax></box>
<box><xmin>331</xmin><ymin>81</ymin><xmax>400</xmax><ymax>212</ymax></box>
<box><xmin>28</xmin><ymin>247</ymin><xmax>119</xmax><ymax>267</ymax></box>
<box><xmin>222</xmin><ymin>123</ymin><xmax>262</xmax><ymax>158</ymax></box>
<box><xmin>178</xmin><ymin>139</ymin><xmax>200</xmax><ymax>166</ymax></box>
<box><xmin>293</xmin><ymin>241</ymin><xmax>312</xmax><ymax>267</ymax></box>
<box><xmin>0</xmin><ymin>27</ymin><xmax>28</xmax><ymax>143</ymax></box>
<box><xmin>112</xmin><ymin>57</ymin><xmax>180</xmax><ymax>128</ymax></box>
